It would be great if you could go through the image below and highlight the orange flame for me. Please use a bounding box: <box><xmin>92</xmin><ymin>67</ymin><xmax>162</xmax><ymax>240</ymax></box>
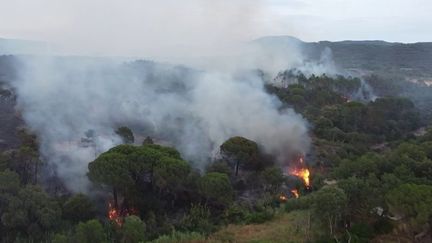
<box><xmin>108</xmin><ymin>202</ymin><xmax>123</xmax><ymax>226</ymax></box>
<box><xmin>291</xmin><ymin>168</ymin><xmax>310</xmax><ymax>187</ymax></box>
<box><xmin>107</xmin><ymin>202</ymin><xmax>139</xmax><ymax>226</ymax></box>
<box><xmin>288</xmin><ymin>155</ymin><xmax>311</xmax><ymax>188</ymax></box>
<box><xmin>279</xmin><ymin>194</ymin><xmax>288</xmax><ymax>202</ymax></box>
<box><xmin>291</xmin><ymin>189</ymin><xmax>300</xmax><ymax>198</ymax></box>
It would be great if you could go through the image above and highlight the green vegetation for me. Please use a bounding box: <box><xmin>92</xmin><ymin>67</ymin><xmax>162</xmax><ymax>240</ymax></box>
<box><xmin>0</xmin><ymin>74</ymin><xmax>431</xmax><ymax>242</ymax></box>
<box><xmin>265</xmin><ymin>74</ymin><xmax>432</xmax><ymax>242</ymax></box>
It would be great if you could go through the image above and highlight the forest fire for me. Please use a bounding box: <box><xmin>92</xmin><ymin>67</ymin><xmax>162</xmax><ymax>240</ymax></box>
<box><xmin>279</xmin><ymin>189</ymin><xmax>299</xmax><ymax>202</ymax></box>
<box><xmin>290</xmin><ymin>168</ymin><xmax>310</xmax><ymax>188</ymax></box>
<box><xmin>108</xmin><ymin>202</ymin><xmax>123</xmax><ymax>226</ymax></box>
<box><xmin>288</xmin><ymin>155</ymin><xmax>311</xmax><ymax>188</ymax></box>
<box><xmin>291</xmin><ymin>189</ymin><xmax>300</xmax><ymax>198</ymax></box>
<box><xmin>107</xmin><ymin>202</ymin><xmax>138</xmax><ymax>226</ymax></box>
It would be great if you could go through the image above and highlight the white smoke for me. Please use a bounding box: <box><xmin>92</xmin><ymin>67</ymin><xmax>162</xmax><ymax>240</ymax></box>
<box><xmin>298</xmin><ymin>47</ymin><xmax>339</xmax><ymax>77</ymax></box>
<box><xmin>249</xmin><ymin>39</ymin><xmax>339</xmax><ymax>80</ymax></box>
<box><xmin>12</xmin><ymin>55</ymin><xmax>310</xmax><ymax>192</ymax></box>
<box><xmin>2</xmin><ymin>0</ymin><xmax>369</xmax><ymax>194</ymax></box>
<box><xmin>352</xmin><ymin>79</ymin><xmax>378</xmax><ymax>101</ymax></box>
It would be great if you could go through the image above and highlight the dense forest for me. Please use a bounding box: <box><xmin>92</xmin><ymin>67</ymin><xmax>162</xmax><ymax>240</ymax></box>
<box><xmin>0</xmin><ymin>57</ymin><xmax>431</xmax><ymax>243</ymax></box>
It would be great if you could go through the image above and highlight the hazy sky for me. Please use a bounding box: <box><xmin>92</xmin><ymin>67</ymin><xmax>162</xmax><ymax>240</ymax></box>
<box><xmin>0</xmin><ymin>0</ymin><xmax>431</xmax><ymax>57</ymax></box>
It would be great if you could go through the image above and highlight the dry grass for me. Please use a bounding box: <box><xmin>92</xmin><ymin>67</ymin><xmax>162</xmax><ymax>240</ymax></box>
<box><xmin>208</xmin><ymin>210</ymin><xmax>320</xmax><ymax>243</ymax></box>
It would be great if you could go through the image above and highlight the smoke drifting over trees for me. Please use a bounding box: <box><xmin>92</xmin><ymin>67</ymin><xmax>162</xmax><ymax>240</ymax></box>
<box><xmin>9</xmin><ymin>56</ymin><xmax>312</xmax><ymax>192</ymax></box>
<box><xmin>1</xmin><ymin>8</ymin><xmax>378</xmax><ymax>193</ymax></box>
<box><xmin>0</xmin><ymin>0</ymin><xmax>349</xmax><ymax>193</ymax></box>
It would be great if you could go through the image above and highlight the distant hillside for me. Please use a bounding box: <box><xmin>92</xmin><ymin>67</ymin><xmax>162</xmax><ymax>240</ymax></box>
<box><xmin>0</xmin><ymin>38</ymin><xmax>52</xmax><ymax>55</ymax></box>
<box><xmin>255</xmin><ymin>36</ymin><xmax>432</xmax><ymax>80</ymax></box>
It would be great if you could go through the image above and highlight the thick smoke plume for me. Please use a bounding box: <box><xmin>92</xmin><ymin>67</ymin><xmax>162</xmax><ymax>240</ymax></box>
<box><xmin>1</xmin><ymin>0</ymin><xmax>382</xmax><ymax>196</ymax></box>
<box><xmin>12</xmin><ymin>56</ymin><xmax>310</xmax><ymax>192</ymax></box>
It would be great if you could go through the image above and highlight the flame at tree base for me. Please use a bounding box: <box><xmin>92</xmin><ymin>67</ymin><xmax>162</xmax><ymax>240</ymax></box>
<box><xmin>288</xmin><ymin>155</ymin><xmax>311</xmax><ymax>189</ymax></box>
<box><xmin>279</xmin><ymin>189</ymin><xmax>300</xmax><ymax>202</ymax></box>
<box><xmin>277</xmin><ymin>155</ymin><xmax>310</xmax><ymax>201</ymax></box>
<box><xmin>108</xmin><ymin>202</ymin><xmax>123</xmax><ymax>226</ymax></box>
<box><xmin>108</xmin><ymin>201</ymin><xmax>138</xmax><ymax>226</ymax></box>
<box><xmin>290</xmin><ymin>168</ymin><xmax>310</xmax><ymax>188</ymax></box>
<box><xmin>291</xmin><ymin>189</ymin><xmax>299</xmax><ymax>198</ymax></box>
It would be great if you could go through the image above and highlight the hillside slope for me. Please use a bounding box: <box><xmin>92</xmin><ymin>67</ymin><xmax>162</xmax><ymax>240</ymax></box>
<box><xmin>255</xmin><ymin>36</ymin><xmax>432</xmax><ymax>80</ymax></box>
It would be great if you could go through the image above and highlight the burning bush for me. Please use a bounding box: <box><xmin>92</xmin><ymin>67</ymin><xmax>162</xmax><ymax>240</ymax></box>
<box><xmin>287</xmin><ymin>155</ymin><xmax>311</xmax><ymax>189</ymax></box>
